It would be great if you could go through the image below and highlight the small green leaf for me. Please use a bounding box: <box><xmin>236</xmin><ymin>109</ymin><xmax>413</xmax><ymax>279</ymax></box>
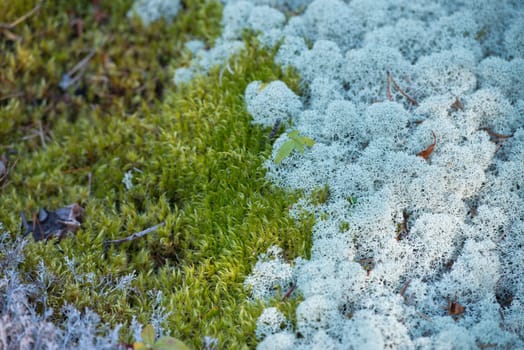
<box><xmin>142</xmin><ymin>324</ymin><xmax>156</xmax><ymax>345</ymax></box>
<box><xmin>275</xmin><ymin>140</ymin><xmax>295</xmax><ymax>164</ymax></box>
<box><xmin>347</xmin><ymin>196</ymin><xmax>358</xmax><ymax>205</ymax></box>
<box><xmin>133</xmin><ymin>342</ymin><xmax>148</xmax><ymax>350</ymax></box>
<box><xmin>153</xmin><ymin>337</ymin><xmax>191</xmax><ymax>350</ymax></box>
<box><xmin>287</xmin><ymin>130</ymin><xmax>300</xmax><ymax>139</ymax></box>
<box><xmin>274</xmin><ymin>130</ymin><xmax>315</xmax><ymax>163</ymax></box>
<box><xmin>299</xmin><ymin>135</ymin><xmax>315</xmax><ymax>147</ymax></box>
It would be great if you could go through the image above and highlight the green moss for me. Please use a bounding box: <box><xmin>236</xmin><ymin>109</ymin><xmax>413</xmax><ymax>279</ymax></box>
<box><xmin>475</xmin><ymin>27</ymin><xmax>488</xmax><ymax>41</ymax></box>
<box><xmin>339</xmin><ymin>221</ymin><xmax>350</xmax><ymax>233</ymax></box>
<box><xmin>311</xmin><ymin>184</ymin><xmax>330</xmax><ymax>205</ymax></box>
<box><xmin>268</xmin><ymin>289</ymin><xmax>304</xmax><ymax>333</ymax></box>
<box><xmin>0</xmin><ymin>0</ymin><xmax>221</xmax><ymax>146</ymax></box>
<box><xmin>0</xmin><ymin>1</ymin><xmax>312</xmax><ymax>348</ymax></box>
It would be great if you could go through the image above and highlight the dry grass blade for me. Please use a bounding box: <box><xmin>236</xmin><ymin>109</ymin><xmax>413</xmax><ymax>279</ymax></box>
<box><xmin>0</xmin><ymin>2</ymin><xmax>42</xmax><ymax>29</ymax></box>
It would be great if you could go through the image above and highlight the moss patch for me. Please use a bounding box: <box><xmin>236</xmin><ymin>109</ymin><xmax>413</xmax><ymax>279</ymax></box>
<box><xmin>1</xmin><ymin>0</ymin><xmax>312</xmax><ymax>348</ymax></box>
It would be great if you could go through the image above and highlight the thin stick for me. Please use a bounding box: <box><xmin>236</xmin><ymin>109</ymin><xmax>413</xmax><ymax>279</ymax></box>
<box><xmin>60</xmin><ymin>49</ymin><xmax>97</xmax><ymax>89</ymax></box>
<box><xmin>104</xmin><ymin>222</ymin><xmax>165</xmax><ymax>245</ymax></box>
<box><xmin>0</xmin><ymin>2</ymin><xmax>42</xmax><ymax>29</ymax></box>
<box><xmin>68</xmin><ymin>50</ymin><xmax>96</xmax><ymax>76</ymax></box>
<box><xmin>281</xmin><ymin>284</ymin><xmax>296</xmax><ymax>301</ymax></box>
<box><xmin>38</xmin><ymin>120</ymin><xmax>46</xmax><ymax>148</ymax></box>
<box><xmin>62</xmin><ymin>166</ymin><xmax>90</xmax><ymax>174</ymax></box>
<box><xmin>386</xmin><ymin>71</ymin><xmax>393</xmax><ymax>101</ymax></box>
<box><xmin>417</xmin><ymin>312</ymin><xmax>433</xmax><ymax>323</ymax></box>
<box><xmin>269</xmin><ymin>118</ymin><xmax>282</xmax><ymax>141</ymax></box>
<box><xmin>389</xmin><ymin>72</ymin><xmax>418</xmax><ymax>105</ymax></box>
<box><xmin>0</xmin><ymin>91</ymin><xmax>24</xmax><ymax>101</ymax></box>
<box><xmin>21</xmin><ymin>133</ymin><xmax>40</xmax><ymax>141</ymax></box>
<box><xmin>481</xmin><ymin>128</ymin><xmax>513</xmax><ymax>140</ymax></box>
<box><xmin>399</xmin><ymin>280</ymin><xmax>411</xmax><ymax>298</ymax></box>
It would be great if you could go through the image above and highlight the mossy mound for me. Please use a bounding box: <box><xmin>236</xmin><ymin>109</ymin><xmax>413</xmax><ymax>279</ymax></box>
<box><xmin>0</xmin><ymin>1</ymin><xmax>312</xmax><ymax>348</ymax></box>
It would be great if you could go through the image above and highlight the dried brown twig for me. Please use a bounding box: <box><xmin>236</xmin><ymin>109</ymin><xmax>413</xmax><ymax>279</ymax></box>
<box><xmin>386</xmin><ymin>71</ymin><xmax>393</xmax><ymax>101</ymax></box>
<box><xmin>59</xmin><ymin>49</ymin><xmax>97</xmax><ymax>90</ymax></box>
<box><xmin>0</xmin><ymin>2</ymin><xmax>42</xmax><ymax>40</ymax></box>
<box><xmin>104</xmin><ymin>222</ymin><xmax>166</xmax><ymax>245</ymax></box>
<box><xmin>281</xmin><ymin>284</ymin><xmax>296</xmax><ymax>301</ymax></box>
<box><xmin>0</xmin><ymin>2</ymin><xmax>42</xmax><ymax>29</ymax></box>
<box><xmin>387</xmin><ymin>71</ymin><xmax>418</xmax><ymax>106</ymax></box>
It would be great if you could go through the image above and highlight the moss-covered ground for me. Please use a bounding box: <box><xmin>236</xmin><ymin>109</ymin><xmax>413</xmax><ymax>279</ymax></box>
<box><xmin>0</xmin><ymin>1</ymin><xmax>312</xmax><ymax>348</ymax></box>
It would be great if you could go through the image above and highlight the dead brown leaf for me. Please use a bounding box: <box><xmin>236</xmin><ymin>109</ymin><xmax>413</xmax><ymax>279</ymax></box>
<box><xmin>21</xmin><ymin>204</ymin><xmax>84</xmax><ymax>241</ymax></box>
<box><xmin>417</xmin><ymin>131</ymin><xmax>437</xmax><ymax>160</ymax></box>
<box><xmin>447</xmin><ymin>299</ymin><xmax>466</xmax><ymax>319</ymax></box>
<box><xmin>450</xmin><ymin>96</ymin><xmax>464</xmax><ymax>111</ymax></box>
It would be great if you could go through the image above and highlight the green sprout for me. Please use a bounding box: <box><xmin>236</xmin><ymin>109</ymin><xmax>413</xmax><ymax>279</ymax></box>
<box><xmin>274</xmin><ymin>130</ymin><xmax>315</xmax><ymax>164</ymax></box>
<box><xmin>339</xmin><ymin>221</ymin><xmax>350</xmax><ymax>232</ymax></box>
<box><xmin>134</xmin><ymin>324</ymin><xmax>190</xmax><ymax>350</ymax></box>
<box><xmin>347</xmin><ymin>196</ymin><xmax>358</xmax><ymax>206</ymax></box>
<box><xmin>311</xmin><ymin>184</ymin><xmax>330</xmax><ymax>205</ymax></box>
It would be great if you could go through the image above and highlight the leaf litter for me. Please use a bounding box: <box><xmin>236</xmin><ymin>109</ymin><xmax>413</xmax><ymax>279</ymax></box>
<box><xmin>21</xmin><ymin>203</ymin><xmax>84</xmax><ymax>241</ymax></box>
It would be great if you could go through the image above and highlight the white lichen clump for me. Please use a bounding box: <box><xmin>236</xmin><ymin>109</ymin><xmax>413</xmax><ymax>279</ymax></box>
<box><xmin>0</xmin><ymin>227</ymin><xmax>123</xmax><ymax>350</ymax></box>
<box><xmin>244</xmin><ymin>246</ymin><xmax>294</xmax><ymax>301</ymax></box>
<box><xmin>227</xmin><ymin>0</ymin><xmax>524</xmax><ymax>348</ymax></box>
<box><xmin>128</xmin><ymin>0</ymin><xmax>181</xmax><ymax>25</ymax></box>
<box><xmin>122</xmin><ymin>170</ymin><xmax>134</xmax><ymax>190</ymax></box>
<box><xmin>256</xmin><ymin>307</ymin><xmax>291</xmax><ymax>340</ymax></box>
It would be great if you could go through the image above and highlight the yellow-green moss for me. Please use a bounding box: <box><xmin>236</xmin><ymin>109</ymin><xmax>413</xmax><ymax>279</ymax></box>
<box><xmin>1</xmin><ymin>1</ymin><xmax>312</xmax><ymax>348</ymax></box>
<box><xmin>311</xmin><ymin>184</ymin><xmax>330</xmax><ymax>205</ymax></box>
